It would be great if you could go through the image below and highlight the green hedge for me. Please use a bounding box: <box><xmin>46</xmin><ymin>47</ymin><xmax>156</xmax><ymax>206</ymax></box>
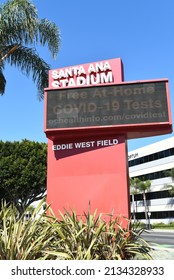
<box><xmin>152</xmin><ymin>222</ymin><xmax>174</xmax><ymax>229</ymax></box>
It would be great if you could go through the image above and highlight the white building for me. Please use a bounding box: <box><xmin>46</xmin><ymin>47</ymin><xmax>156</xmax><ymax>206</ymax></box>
<box><xmin>128</xmin><ymin>136</ymin><xmax>174</xmax><ymax>224</ymax></box>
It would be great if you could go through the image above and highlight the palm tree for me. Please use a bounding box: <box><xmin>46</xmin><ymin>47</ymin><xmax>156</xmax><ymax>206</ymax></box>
<box><xmin>136</xmin><ymin>179</ymin><xmax>151</xmax><ymax>229</ymax></box>
<box><xmin>129</xmin><ymin>177</ymin><xmax>139</xmax><ymax>223</ymax></box>
<box><xmin>165</xmin><ymin>169</ymin><xmax>174</xmax><ymax>196</ymax></box>
<box><xmin>0</xmin><ymin>0</ymin><xmax>61</xmax><ymax>99</ymax></box>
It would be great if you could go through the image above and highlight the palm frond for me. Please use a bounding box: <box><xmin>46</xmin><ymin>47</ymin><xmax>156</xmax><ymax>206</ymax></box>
<box><xmin>0</xmin><ymin>0</ymin><xmax>61</xmax><ymax>97</ymax></box>
<box><xmin>0</xmin><ymin>0</ymin><xmax>38</xmax><ymax>45</ymax></box>
<box><xmin>38</xmin><ymin>18</ymin><xmax>61</xmax><ymax>58</ymax></box>
<box><xmin>6</xmin><ymin>46</ymin><xmax>50</xmax><ymax>99</ymax></box>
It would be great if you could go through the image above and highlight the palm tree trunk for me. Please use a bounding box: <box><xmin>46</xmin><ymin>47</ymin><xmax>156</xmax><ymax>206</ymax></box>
<box><xmin>143</xmin><ymin>192</ymin><xmax>148</xmax><ymax>228</ymax></box>
<box><xmin>0</xmin><ymin>45</ymin><xmax>20</xmax><ymax>62</ymax></box>
<box><xmin>132</xmin><ymin>194</ymin><xmax>136</xmax><ymax>223</ymax></box>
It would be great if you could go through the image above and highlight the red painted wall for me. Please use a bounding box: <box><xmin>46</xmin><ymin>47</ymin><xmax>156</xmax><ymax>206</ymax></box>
<box><xmin>47</xmin><ymin>134</ymin><xmax>130</xmax><ymax>219</ymax></box>
<box><xmin>46</xmin><ymin>58</ymin><xmax>131</xmax><ymax>222</ymax></box>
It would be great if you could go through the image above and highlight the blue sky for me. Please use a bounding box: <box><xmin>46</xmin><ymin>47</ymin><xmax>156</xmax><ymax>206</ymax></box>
<box><xmin>0</xmin><ymin>0</ymin><xmax>174</xmax><ymax>151</ymax></box>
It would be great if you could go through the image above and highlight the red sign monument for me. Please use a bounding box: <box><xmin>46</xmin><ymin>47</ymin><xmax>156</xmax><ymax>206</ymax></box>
<box><xmin>44</xmin><ymin>58</ymin><xmax>172</xmax><ymax>222</ymax></box>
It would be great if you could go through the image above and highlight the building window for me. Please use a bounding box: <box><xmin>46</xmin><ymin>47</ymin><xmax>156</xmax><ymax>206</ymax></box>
<box><xmin>128</xmin><ymin>148</ymin><xmax>174</xmax><ymax>167</ymax></box>
<box><xmin>131</xmin><ymin>169</ymin><xmax>171</xmax><ymax>181</ymax></box>
<box><xmin>130</xmin><ymin>190</ymin><xmax>171</xmax><ymax>202</ymax></box>
<box><xmin>133</xmin><ymin>210</ymin><xmax>174</xmax><ymax>220</ymax></box>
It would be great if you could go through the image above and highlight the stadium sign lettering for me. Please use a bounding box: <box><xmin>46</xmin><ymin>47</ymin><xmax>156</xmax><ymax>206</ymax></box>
<box><xmin>50</xmin><ymin>61</ymin><xmax>113</xmax><ymax>88</ymax></box>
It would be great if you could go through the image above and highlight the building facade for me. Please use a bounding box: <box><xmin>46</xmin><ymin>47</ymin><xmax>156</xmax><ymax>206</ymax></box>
<box><xmin>128</xmin><ymin>136</ymin><xmax>174</xmax><ymax>224</ymax></box>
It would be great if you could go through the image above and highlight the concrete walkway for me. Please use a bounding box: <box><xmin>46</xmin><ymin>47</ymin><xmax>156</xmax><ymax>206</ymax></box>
<box><xmin>149</xmin><ymin>229</ymin><xmax>174</xmax><ymax>259</ymax></box>
<box><xmin>151</xmin><ymin>246</ymin><xmax>174</xmax><ymax>260</ymax></box>
<box><xmin>140</xmin><ymin>228</ymin><xmax>174</xmax><ymax>259</ymax></box>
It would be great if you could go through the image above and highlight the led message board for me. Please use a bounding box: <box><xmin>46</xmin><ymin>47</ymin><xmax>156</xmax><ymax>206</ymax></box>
<box><xmin>46</xmin><ymin>80</ymin><xmax>170</xmax><ymax>130</ymax></box>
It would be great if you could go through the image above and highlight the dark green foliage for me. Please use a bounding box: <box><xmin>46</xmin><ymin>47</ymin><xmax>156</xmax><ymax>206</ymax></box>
<box><xmin>0</xmin><ymin>0</ymin><xmax>61</xmax><ymax>99</ymax></box>
<box><xmin>165</xmin><ymin>169</ymin><xmax>174</xmax><ymax>179</ymax></box>
<box><xmin>165</xmin><ymin>169</ymin><xmax>174</xmax><ymax>196</ymax></box>
<box><xmin>0</xmin><ymin>139</ymin><xmax>47</xmax><ymax>215</ymax></box>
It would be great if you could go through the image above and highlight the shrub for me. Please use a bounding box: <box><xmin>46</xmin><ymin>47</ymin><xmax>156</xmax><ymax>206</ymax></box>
<box><xmin>0</xmin><ymin>200</ymin><xmax>69</xmax><ymax>260</ymax></box>
<box><xmin>46</xmin><ymin>208</ymin><xmax>152</xmax><ymax>260</ymax></box>
<box><xmin>0</xmin><ymin>201</ymin><xmax>152</xmax><ymax>260</ymax></box>
<box><xmin>152</xmin><ymin>222</ymin><xmax>174</xmax><ymax>229</ymax></box>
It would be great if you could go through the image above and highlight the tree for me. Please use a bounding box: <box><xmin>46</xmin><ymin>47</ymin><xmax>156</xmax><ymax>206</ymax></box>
<box><xmin>129</xmin><ymin>177</ymin><xmax>139</xmax><ymax>223</ymax></box>
<box><xmin>0</xmin><ymin>139</ymin><xmax>47</xmax><ymax>216</ymax></box>
<box><xmin>136</xmin><ymin>179</ymin><xmax>151</xmax><ymax>228</ymax></box>
<box><xmin>0</xmin><ymin>0</ymin><xmax>61</xmax><ymax>99</ymax></box>
<box><xmin>165</xmin><ymin>169</ymin><xmax>174</xmax><ymax>196</ymax></box>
